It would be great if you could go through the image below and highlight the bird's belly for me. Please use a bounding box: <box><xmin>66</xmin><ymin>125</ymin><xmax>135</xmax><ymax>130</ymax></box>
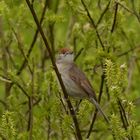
<box><xmin>61</xmin><ymin>75</ymin><xmax>87</xmax><ymax>99</ymax></box>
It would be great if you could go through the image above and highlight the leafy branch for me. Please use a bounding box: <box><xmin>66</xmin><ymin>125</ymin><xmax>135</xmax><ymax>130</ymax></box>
<box><xmin>25</xmin><ymin>0</ymin><xmax>82</xmax><ymax>139</ymax></box>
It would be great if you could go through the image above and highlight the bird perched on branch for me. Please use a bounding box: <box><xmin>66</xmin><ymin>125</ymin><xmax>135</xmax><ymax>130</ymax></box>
<box><xmin>56</xmin><ymin>48</ymin><xmax>109</xmax><ymax>123</ymax></box>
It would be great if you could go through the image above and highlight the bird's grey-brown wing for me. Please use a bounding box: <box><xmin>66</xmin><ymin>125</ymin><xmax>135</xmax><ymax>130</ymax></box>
<box><xmin>69</xmin><ymin>63</ymin><xmax>97</xmax><ymax>100</ymax></box>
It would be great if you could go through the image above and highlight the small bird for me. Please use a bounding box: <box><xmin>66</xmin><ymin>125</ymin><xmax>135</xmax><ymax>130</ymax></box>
<box><xmin>56</xmin><ymin>48</ymin><xmax>109</xmax><ymax>123</ymax></box>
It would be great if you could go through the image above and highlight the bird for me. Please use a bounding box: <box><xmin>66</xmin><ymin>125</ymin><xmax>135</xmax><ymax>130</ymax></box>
<box><xmin>56</xmin><ymin>47</ymin><xmax>109</xmax><ymax>123</ymax></box>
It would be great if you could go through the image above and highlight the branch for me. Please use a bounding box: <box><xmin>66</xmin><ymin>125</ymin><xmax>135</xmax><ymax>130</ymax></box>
<box><xmin>25</xmin><ymin>1</ymin><xmax>82</xmax><ymax>139</ymax></box>
<box><xmin>27</xmin><ymin>61</ymin><xmax>35</xmax><ymax>140</ymax></box>
<box><xmin>5</xmin><ymin>39</ymin><xmax>17</xmax><ymax>68</ymax></box>
<box><xmin>27</xmin><ymin>97</ymin><xmax>33</xmax><ymax>135</ymax></box>
<box><xmin>96</xmin><ymin>0</ymin><xmax>111</xmax><ymax>27</ymax></box>
<box><xmin>58</xmin><ymin>91</ymin><xmax>69</xmax><ymax>114</ymax></box>
<box><xmin>116</xmin><ymin>1</ymin><xmax>140</xmax><ymax>23</ymax></box>
<box><xmin>80</xmin><ymin>0</ymin><xmax>105</xmax><ymax>50</ymax></box>
<box><xmin>87</xmin><ymin>73</ymin><xmax>105</xmax><ymax>138</ymax></box>
<box><xmin>117</xmin><ymin>99</ymin><xmax>129</xmax><ymax>129</ymax></box>
<box><xmin>74</xmin><ymin>48</ymin><xmax>84</xmax><ymax>61</ymax></box>
<box><xmin>130</xmin><ymin>0</ymin><xmax>140</xmax><ymax>23</ymax></box>
<box><xmin>17</xmin><ymin>0</ymin><xmax>48</xmax><ymax>75</ymax></box>
<box><xmin>0</xmin><ymin>74</ymin><xmax>29</xmax><ymax>98</ymax></box>
<box><xmin>6</xmin><ymin>0</ymin><xmax>48</xmax><ymax>96</ymax></box>
<box><xmin>12</xmin><ymin>27</ymin><xmax>32</xmax><ymax>74</ymax></box>
<box><xmin>116</xmin><ymin>1</ymin><xmax>134</xmax><ymax>15</ymax></box>
<box><xmin>15</xmin><ymin>81</ymin><xmax>30</xmax><ymax>98</ymax></box>
<box><xmin>111</xmin><ymin>2</ymin><xmax>118</xmax><ymax>33</ymax></box>
<box><xmin>117</xmin><ymin>45</ymin><xmax>140</xmax><ymax>57</ymax></box>
<box><xmin>48</xmin><ymin>0</ymin><xmax>59</xmax><ymax>58</ymax></box>
<box><xmin>117</xmin><ymin>98</ymin><xmax>133</xmax><ymax>140</ymax></box>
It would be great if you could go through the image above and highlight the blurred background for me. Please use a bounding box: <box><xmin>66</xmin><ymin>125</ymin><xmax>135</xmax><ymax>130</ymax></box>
<box><xmin>0</xmin><ymin>0</ymin><xmax>140</xmax><ymax>139</ymax></box>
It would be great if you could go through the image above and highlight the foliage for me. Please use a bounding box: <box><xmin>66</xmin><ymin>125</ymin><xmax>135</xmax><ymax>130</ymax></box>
<box><xmin>0</xmin><ymin>111</ymin><xmax>17</xmax><ymax>139</ymax></box>
<box><xmin>0</xmin><ymin>0</ymin><xmax>140</xmax><ymax>139</ymax></box>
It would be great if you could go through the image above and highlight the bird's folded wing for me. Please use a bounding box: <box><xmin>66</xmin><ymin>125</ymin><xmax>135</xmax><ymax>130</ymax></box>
<box><xmin>69</xmin><ymin>63</ymin><xmax>97</xmax><ymax>99</ymax></box>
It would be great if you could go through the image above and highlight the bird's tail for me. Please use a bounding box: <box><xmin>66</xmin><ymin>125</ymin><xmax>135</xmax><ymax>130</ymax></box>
<box><xmin>89</xmin><ymin>97</ymin><xmax>109</xmax><ymax>124</ymax></box>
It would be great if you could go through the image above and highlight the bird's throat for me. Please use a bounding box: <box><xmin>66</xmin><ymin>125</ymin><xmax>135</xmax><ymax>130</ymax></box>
<box><xmin>56</xmin><ymin>62</ymin><xmax>71</xmax><ymax>74</ymax></box>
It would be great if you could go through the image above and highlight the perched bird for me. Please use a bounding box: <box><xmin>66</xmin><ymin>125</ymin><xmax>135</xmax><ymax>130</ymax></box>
<box><xmin>56</xmin><ymin>48</ymin><xmax>109</xmax><ymax>123</ymax></box>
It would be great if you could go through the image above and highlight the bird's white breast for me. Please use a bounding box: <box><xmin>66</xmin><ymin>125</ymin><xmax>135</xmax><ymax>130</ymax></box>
<box><xmin>56</xmin><ymin>62</ymin><xmax>87</xmax><ymax>99</ymax></box>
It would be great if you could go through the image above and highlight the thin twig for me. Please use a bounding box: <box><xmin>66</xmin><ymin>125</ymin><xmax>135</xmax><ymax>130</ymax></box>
<box><xmin>2</xmin><ymin>40</ymin><xmax>10</xmax><ymax>98</ymax></box>
<box><xmin>17</xmin><ymin>0</ymin><xmax>48</xmax><ymax>76</ymax></box>
<box><xmin>4</xmin><ymin>39</ymin><xmax>16</xmax><ymax>68</ymax></box>
<box><xmin>58</xmin><ymin>91</ymin><xmax>69</xmax><ymax>114</ymax></box>
<box><xmin>27</xmin><ymin>97</ymin><xmax>33</xmax><ymax>140</ymax></box>
<box><xmin>48</xmin><ymin>0</ymin><xmax>59</xmax><ymax>58</ymax></box>
<box><xmin>12</xmin><ymin>27</ymin><xmax>32</xmax><ymax>74</ymax></box>
<box><xmin>118</xmin><ymin>101</ymin><xmax>128</xmax><ymax>130</ymax></box>
<box><xmin>0</xmin><ymin>75</ymin><xmax>29</xmax><ymax>100</ymax></box>
<box><xmin>96</xmin><ymin>0</ymin><xmax>111</xmax><ymax>27</ymax></box>
<box><xmin>25</xmin><ymin>1</ymin><xmax>82</xmax><ymax>139</ymax></box>
<box><xmin>117</xmin><ymin>99</ymin><xmax>129</xmax><ymax>127</ymax></box>
<box><xmin>0</xmin><ymin>74</ymin><xmax>29</xmax><ymax>98</ymax></box>
<box><xmin>47</xmin><ymin>116</ymin><xmax>51</xmax><ymax>140</ymax></box>
<box><xmin>111</xmin><ymin>2</ymin><xmax>118</xmax><ymax>33</ymax></box>
<box><xmin>87</xmin><ymin>73</ymin><xmax>105</xmax><ymax>138</ymax></box>
<box><xmin>116</xmin><ymin>1</ymin><xmax>140</xmax><ymax>23</ymax></box>
<box><xmin>117</xmin><ymin>46</ymin><xmax>140</xmax><ymax>57</ymax></box>
<box><xmin>74</xmin><ymin>48</ymin><xmax>84</xmax><ymax>61</ymax></box>
<box><xmin>117</xmin><ymin>98</ymin><xmax>133</xmax><ymax>140</ymax></box>
<box><xmin>130</xmin><ymin>0</ymin><xmax>140</xmax><ymax>23</ymax></box>
<box><xmin>28</xmin><ymin>60</ymin><xmax>34</xmax><ymax>140</ymax></box>
<box><xmin>23</xmin><ymin>98</ymin><xmax>42</xmax><ymax>115</ymax></box>
<box><xmin>15</xmin><ymin>81</ymin><xmax>30</xmax><ymax>98</ymax></box>
<box><xmin>73</xmin><ymin>37</ymin><xmax>77</xmax><ymax>55</ymax></box>
<box><xmin>6</xmin><ymin>0</ymin><xmax>48</xmax><ymax>96</ymax></box>
<box><xmin>105</xmin><ymin>81</ymin><xmax>110</xmax><ymax>101</ymax></box>
<box><xmin>98</xmin><ymin>74</ymin><xmax>105</xmax><ymax>103</ymax></box>
<box><xmin>116</xmin><ymin>1</ymin><xmax>134</xmax><ymax>15</ymax></box>
<box><xmin>80</xmin><ymin>0</ymin><xmax>105</xmax><ymax>50</ymax></box>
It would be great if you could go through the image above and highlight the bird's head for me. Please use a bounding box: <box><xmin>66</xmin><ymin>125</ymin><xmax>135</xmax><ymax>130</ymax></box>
<box><xmin>56</xmin><ymin>48</ymin><xmax>74</xmax><ymax>63</ymax></box>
